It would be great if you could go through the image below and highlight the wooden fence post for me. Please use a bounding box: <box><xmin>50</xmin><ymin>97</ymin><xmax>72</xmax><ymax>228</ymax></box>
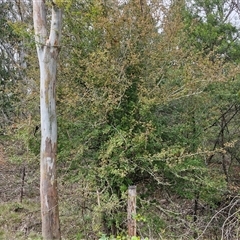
<box><xmin>127</xmin><ymin>185</ymin><xmax>137</xmax><ymax>237</ymax></box>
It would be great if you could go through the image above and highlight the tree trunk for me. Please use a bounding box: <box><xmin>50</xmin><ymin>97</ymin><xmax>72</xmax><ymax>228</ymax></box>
<box><xmin>32</xmin><ymin>1</ymin><xmax>62</xmax><ymax>239</ymax></box>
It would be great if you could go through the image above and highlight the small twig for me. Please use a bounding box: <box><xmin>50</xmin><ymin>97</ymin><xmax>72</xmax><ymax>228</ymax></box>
<box><xmin>19</xmin><ymin>165</ymin><xmax>26</xmax><ymax>203</ymax></box>
<box><xmin>221</xmin><ymin>199</ymin><xmax>240</xmax><ymax>240</ymax></box>
<box><xmin>196</xmin><ymin>196</ymin><xmax>240</xmax><ymax>240</ymax></box>
<box><xmin>97</xmin><ymin>190</ymin><xmax>101</xmax><ymax>207</ymax></box>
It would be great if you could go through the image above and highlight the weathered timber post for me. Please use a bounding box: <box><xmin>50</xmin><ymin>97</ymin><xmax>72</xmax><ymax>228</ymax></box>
<box><xmin>127</xmin><ymin>186</ymin><xmax>137</xmax><ymax>237</ymax></box>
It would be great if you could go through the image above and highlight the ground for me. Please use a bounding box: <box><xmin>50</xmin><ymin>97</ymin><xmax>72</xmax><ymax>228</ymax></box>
<box><xmin>0</xmin><ymin>144</ymin><xmax>42</xmax><ymax>239</ymax></box>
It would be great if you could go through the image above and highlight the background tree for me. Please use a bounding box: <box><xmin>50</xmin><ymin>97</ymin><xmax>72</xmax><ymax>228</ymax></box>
<box><xmin>56</xmin><ymin>0</ymin><xmax>239</xmax><ymax>237</ymax></box>
<box><xmin>0</xmin><ymin>0</ymin><xmax>28</xmax><ymax>134</ymax></box>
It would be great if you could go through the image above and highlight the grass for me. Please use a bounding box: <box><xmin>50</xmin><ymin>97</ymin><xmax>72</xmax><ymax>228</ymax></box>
<box><xmin>0</xmin><ymin>200</ymin><xmax>42</xmax><ymax>240</ymax></box>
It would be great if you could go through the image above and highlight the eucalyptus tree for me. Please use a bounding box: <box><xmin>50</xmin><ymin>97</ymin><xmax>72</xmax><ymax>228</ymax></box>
<box><xmin>33</xmin><ymin>0</ymin><xmax>62</xmax><ymax>239</ymax></box>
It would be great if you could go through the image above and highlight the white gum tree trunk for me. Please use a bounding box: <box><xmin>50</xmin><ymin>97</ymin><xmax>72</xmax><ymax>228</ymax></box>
<box><xmin>32</xmin><ymin>1</ymin><xmax>62</xmax><ymax>239</ymax></box>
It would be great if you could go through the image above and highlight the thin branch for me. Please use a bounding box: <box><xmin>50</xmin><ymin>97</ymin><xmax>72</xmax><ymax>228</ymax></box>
<box><xmin>196</xmin><ymin>196</ymin><xmax>240</xmax><ymax>240</ymax></box>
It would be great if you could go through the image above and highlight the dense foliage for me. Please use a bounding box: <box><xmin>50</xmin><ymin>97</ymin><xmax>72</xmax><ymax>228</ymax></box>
<box><xmin>1</xmin><ymin>0</ymin><xmax>240</xmax><ymax>239</ymax></box>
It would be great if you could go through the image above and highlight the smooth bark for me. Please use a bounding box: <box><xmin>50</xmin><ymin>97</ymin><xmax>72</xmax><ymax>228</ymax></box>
<box><xmin>32</xmin><ymin>1</ymin><xmax>62</xmax><ymax>239</ymax></box>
